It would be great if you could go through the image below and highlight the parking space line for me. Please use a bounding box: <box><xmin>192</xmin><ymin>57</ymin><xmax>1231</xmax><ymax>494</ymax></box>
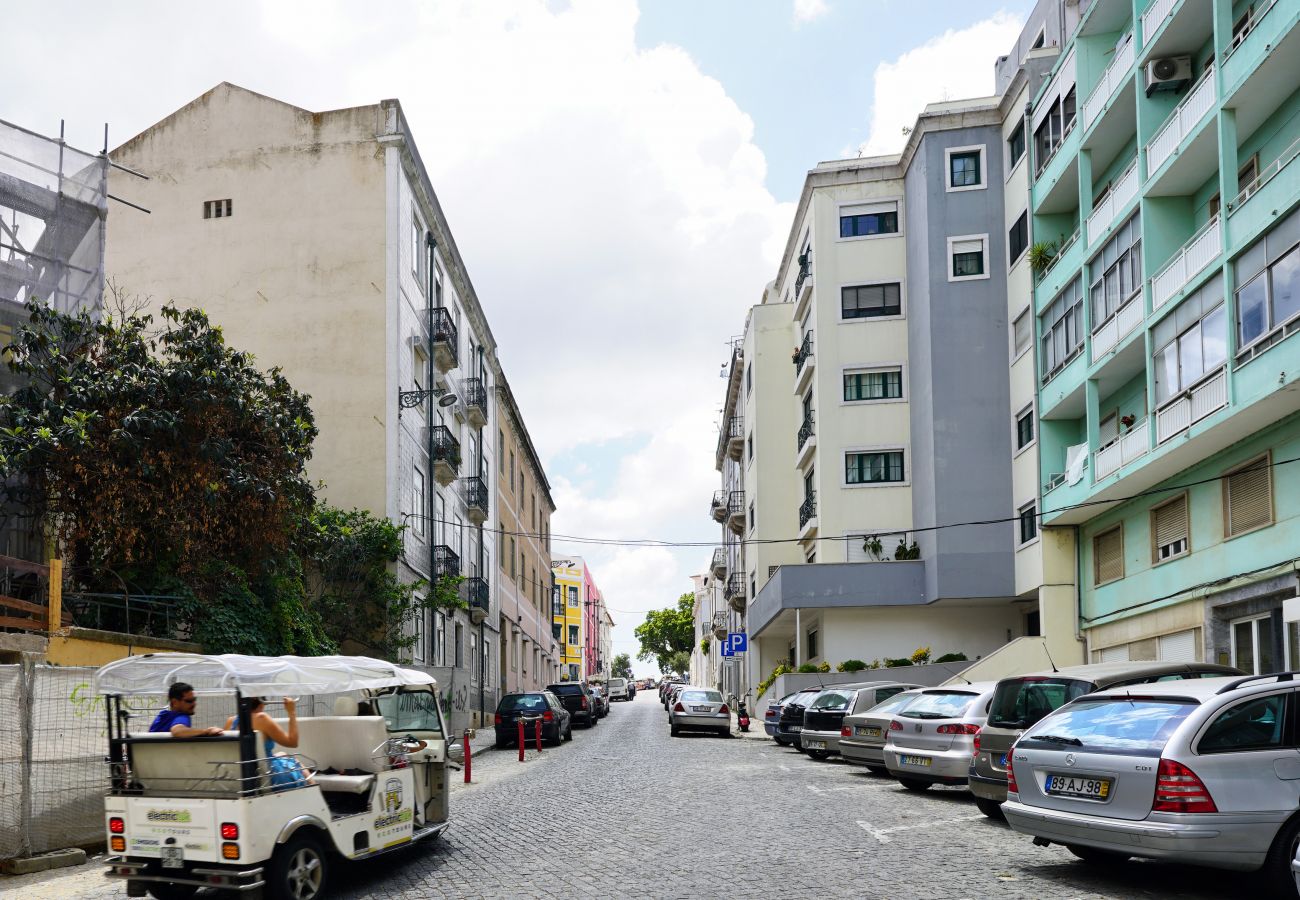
<box><xmin>855</xmin><ymin>814</ymin><xmax>983</xmax><ymax>844</ymax></box>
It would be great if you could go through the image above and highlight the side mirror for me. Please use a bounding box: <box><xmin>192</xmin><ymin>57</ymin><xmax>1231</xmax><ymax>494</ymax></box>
<box><xmin>447</xmin><ymin>742</ymin><xmax>464</xmax><ymax>759</ymax></box>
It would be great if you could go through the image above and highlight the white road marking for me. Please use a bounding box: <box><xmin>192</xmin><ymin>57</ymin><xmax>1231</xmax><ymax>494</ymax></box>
<box><xmin>856</xmin><ymin>814</ymin><xmax>984</xmax><ymax>844</ymax></box>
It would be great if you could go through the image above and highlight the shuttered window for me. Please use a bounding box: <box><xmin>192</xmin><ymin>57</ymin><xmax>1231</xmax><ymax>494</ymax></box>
<box><xmin>1094</xmin><ymin>526</ymin><xmax>1124</xmax><ymax>585</ymax></box>
<box><xmin>1224</xmin><ymin>454</ymin><xmax>1273</xmax><ymax>537</ymax></box>
<box><xmin>1152</xmin><ymin>494</ymin><xmax>1189</xmax><ymax>562</ymax></box>
<box><xmin>1158</xmin><ymin>629</ymin><xmax>1198</xmax><ymax>662</ymax></box>
<box><xmin>1098</xmin><ymin>644</ymin><xmax>1130</xmax><ymax>663</ymax></box>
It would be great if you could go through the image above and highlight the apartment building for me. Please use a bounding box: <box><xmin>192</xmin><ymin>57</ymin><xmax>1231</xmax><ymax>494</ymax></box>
<box><xmin>106</xmin><ymin>83</ymin><xmax>500</xmax><ymax>730</ymax></box>
<box><xmin>551</xmin><ymin>557</ymin><xmax>586</xmax><ymax>681</ymax></box>
<box><xmin>689</xmin><ymin>571</ymin><xmax>727</xmax><ymax>688</ymax></box>
<box><xmin>584</xmin><ymin>565</ymin><xmax>606</xmax><ymax>679</ymax></box>
<box><xmin>494</xmin><ymin>370</ymin><xmax>560</xmax><ymax>692</ymax></box>
<box><xmin>1025</xmin><ymin>0</ymin><xmax>1300</xmax><ymax>671</ymax></box>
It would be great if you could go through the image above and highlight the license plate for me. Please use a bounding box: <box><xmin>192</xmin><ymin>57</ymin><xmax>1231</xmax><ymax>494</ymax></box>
<box><xmin>856</xmin><ymin>726</ymin><xmax>881</xmax><ymax>737</ymax></box>
<box><xmin>789</xmin><ymin>725</ymin><xmax>802</xmax><ymax>732</ymax></box>
<box><xmin>900</xmin><ymin>754</ymin><xmax>932</xmax><ymax>767</ymax></box>
<box><xmin>804</xmin><ymin>740</ymin><xmax>826</xmax><ymax>750</ymax></box>
<box><xmin>161</xmin><ymin>847</ymin><xmax>184</xmax><ymax>869</ymax></box>
<box><xmin>692</xmin><ymin>705</ymin><xmax>711</xmax><ymax>712</ymax></box>
<box><xmin>1044</xmin><ymin>773</ymin><xmax>1111</xmax><ymax>799</ymax></box>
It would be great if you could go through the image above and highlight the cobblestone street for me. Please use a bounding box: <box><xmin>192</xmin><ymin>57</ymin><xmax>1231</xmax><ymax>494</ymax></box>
<box><xmin>6</xmin><ymin>691</ymin><xmax>1261</xmax><ymax>899</ymax></box>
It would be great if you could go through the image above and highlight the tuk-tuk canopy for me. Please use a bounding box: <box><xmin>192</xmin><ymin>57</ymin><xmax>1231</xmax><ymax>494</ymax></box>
<box><xmin>95</xmin><ymin>652</ymin><xmax>438</xmax><ymax>698</ymax></box>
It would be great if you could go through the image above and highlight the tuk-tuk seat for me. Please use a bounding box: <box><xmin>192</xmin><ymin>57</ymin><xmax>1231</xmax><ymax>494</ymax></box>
<box><xmin>126</xmin><ymin>732</ymin><xmax>263</xmax><ymax>796</ymax></box>
<box><xmin>268</xmin><ymin>715</ymin><xmax>389</xmax><ymax>795</ymax></box>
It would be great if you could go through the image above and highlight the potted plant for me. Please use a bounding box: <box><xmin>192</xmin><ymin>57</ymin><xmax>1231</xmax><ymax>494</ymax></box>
<box><xmin>864</xmin><ymin>535</ymin><xmax>884</xmax><ymax>561</ymax></box>
<box><xmin>1120</xmin><ymin>413</ymin><xmax>1136</xmax><ymax>430</ymax></box>
<box><xmin>1028</xmin><ymin>240</ymin><xmax>1057</xmax><ymax>274</ymax></box>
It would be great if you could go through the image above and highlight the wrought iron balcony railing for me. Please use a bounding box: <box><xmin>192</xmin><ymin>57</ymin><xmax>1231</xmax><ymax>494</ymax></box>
<box><xmin>462</xmin><ymin>476</ymin><xmax>489</xmax><ymax>511</ymax></box>
<box><xmin>795</xmin><ymin>252</ymin><xmax>811</xmax><ymax>297</ymax></box>
<box><xmin>461</xmin><ymin>377</ymin><xmax>487</xmax><ymax>419</ymax></box>
<box><xmin>794</xmin><ymin>331</ymin><xmax>813</xmax><ymax>375</ymax></box>
<box><xmin>433</xmin><ymin>545</ymin><xmax>461</xmax><ymax>579</ymax></box>
<box><xmin>797</xmin><ymin>412</ymin><xmax>815</xmax><ymax>450</ymax></box>
<box><xmin>430</xmin><ymin>306</ymin><xmax>459</xmax><ymax>367</ymax></box>
<box><xmin>431</xmin><ymin>425</ymin><xmax>462</xmax><ymax>466</ymax></box>
<box><xmin>727</xmin><ymin>490</ymin><xmax>745</xmax><ymax>518</ymax></box>
<box><xmin>464</xmin><ymin>576</ymin><xmax>490</xmax><ymax>612</ymax></box>
<box><xmin>725</xmin><ymin>574</ymin><xmax>746</xmax><ymax>599</ymax></box>
<box><xmin>799</xmin><ymin>492</ymin><xmax>817</xmax><ymax>528</ymax></box>
<box><xmin>710</xmin><ymin>547</ymin><xmax>727</xmax><ymax>576</ymax></box>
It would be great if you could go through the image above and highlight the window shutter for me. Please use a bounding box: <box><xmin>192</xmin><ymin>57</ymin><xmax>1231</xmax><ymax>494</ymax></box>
<box><xmin>1153</xmin><ymin>495</ymin><xmax>1188</xmax><ymax>558</ymax></box>
<box><xmin>953</xmin><ymin>239</ymin><xmax>983</xmax><ymax>255</ymax></box>
<box><xmin>1094</xmin><ymin>527</ymin><xmax>1123</xmax><ymax>584</ymax></box>
<box><xmin>1226</xmin><ymin>457</ymin><xmax>1272</xmax><ymax>536</ymax></box>
<box><xmin>1158</xmin><ymin>629</ymin><xmax>1198</xmax><ymax>662</ymax></box>
<box><xmin>1098</xmin><ymin>644</ymin><xmax>1130</xmax><ymax>663</ymax></box>
<box><xmin>842</xmin><ymin>201</ymin><xmax>896</xmax><ymax>217</ymax></box>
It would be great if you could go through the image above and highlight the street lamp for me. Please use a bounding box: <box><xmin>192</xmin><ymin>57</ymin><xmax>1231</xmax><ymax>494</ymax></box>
<box><xmin>398</xmin><ymin>384</ymin><xmax>458</xmax><ymax>410</ymax></box>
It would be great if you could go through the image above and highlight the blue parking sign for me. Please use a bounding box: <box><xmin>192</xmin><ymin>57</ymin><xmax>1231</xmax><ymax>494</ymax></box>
<box><xmin>727</xmin><ymin>632</ymin><xmax>747</xmax><ymax>654</ymax></box>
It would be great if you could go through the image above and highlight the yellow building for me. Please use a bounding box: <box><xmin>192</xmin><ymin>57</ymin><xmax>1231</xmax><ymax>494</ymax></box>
<box><xmin>550</xmin><ymin>558</ymin><xmax>585</xmax><ymax>682</ymax></box>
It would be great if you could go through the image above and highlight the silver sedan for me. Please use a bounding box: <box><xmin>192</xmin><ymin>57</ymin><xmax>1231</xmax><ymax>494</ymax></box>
<box><xmin>669</xmin><ymin>687</ymin><xmax>731</xmax><ymax>737</ymax></box>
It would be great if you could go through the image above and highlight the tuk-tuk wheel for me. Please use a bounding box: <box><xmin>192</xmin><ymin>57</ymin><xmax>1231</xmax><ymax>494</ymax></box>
<box><xmin>145</xmin><ymin>884</ymin><xmax>197</xmax><ymax>900</ymax></box>
<box><xmin>268</xmin><ymin>832</ymin><xmax>329</xmax><ymax>900</ymax></box>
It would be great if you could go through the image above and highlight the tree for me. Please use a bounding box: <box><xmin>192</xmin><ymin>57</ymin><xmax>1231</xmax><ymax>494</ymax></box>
<box><xmin>662</xmin><ymin>650</ymin><xmax>690</xmax><ymax>678</ymax></box>
<box><xmin>611</xmin><ymin>652</ymin><xmax>633</xmax><ymax>680</ymax></box>
<box><xmin>634</xmin><ymin>592</ymin><xmax>694</xmax><ymax>673</ymax></box>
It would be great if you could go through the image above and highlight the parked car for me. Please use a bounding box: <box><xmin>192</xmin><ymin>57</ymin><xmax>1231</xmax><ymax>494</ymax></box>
<box><xmin>589</xmin><ymin>684</ymin><xmax>610</xmax><ymax>718</ymax></box>
<box><xmin>970</xmin><ymin>661</ymin><xmax>1241</xmax><ymax>819</ymax></box>
<box><xmin>661</xmin><ymin>679</ymin><xmax>684</xmax><ymax>708</ymax></box>
<box><xmin>668</xmin><ymin>686</ymin><xmax>731</xmax><ymax>737</ymax></box>
<box><xmin>1003</xmin><ymin>673</ymin><xmax>1300</xmax><ymax>893</ymax></box>
<box><xmin>882</xmin><ymin>682</ymin><xmax>997</xmax><ymax>791</ymax></box>
<box><xmin>546</xmin><ymin>682</ymin><xmax>598</xmax><ymax>727</ymax></box>
<box><xmin>774</xmin><ymin>687</ymin><xmax>823</xmax><ymax>748</ymax></box>
<box><xmin>839</xmin><ymin>689</ymin><xmax>925</xmax><ymax>773</ymax></box>
<box><xmin>799</xmin><ymin>682</ymin><xmax>920</xmax><ymax>760</ymax></box>
<box><xmin>665</xmin><ymin>684</ymin><xmax>690</xmax><ymax>718</ymax></box>
<box><xmin>764</xmin><ymin>692</ymin><xmax>797</xmax><ymax>740</ymax></box>
<box><xmin>607</xmin><ymin>677</ymin><xmax>630</xmax><ymax>701</ymax></box>
<box><xmin>494</xmin><ymin>691</ymin><xmax>572</xmax><ymax>748</ymax></box>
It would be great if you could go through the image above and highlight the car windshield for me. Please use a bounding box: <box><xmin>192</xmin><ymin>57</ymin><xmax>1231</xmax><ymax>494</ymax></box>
<box><xmin>373</xmin><ymin>689</ymin><xmax>443</xmax><ymax>735</ymax></box>
<box><xmin>500</xmin><ymin>694</ymin><xmax>548</xmax><ymax>712</ymax></box>
<box><xmin>988</xmin><ymin>677</ymin><xmax>1091</xmax><ymax>729</ymax></box>
<box><xmin>897</xmin><ymin>691</ymin><xmax>977</xmax><ymax>720</ymax></box>
<box><xmin>680</xmin><ymin>690</ymin><xmax>723</xmax><ymax>703</ymax></box>
<box><xmin>1020</xmin><ymin>698</ymin><xmax>1197</xmax><ymax>757</ymax></box>
<box><xmin>809</xmin><ymin>691</ymin><xmax>852</xmax><ymax>710</ymax></box>
<box><xmin>549</xmin><ymin>684</ymin><xmax>582</xmax><ymax>696</ymax></box>
<box><xmin>866</xmin><ymin>691</ymin><xmax>919</xmax><ymax>716</ymax></box>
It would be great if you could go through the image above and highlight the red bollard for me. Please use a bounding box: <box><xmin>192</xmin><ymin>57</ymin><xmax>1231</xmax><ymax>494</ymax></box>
<box><xmin>535</xmin><ymin>719</ymin><xmax>543</xmax><ymax>752</ymax></box>
<box><xmin>518</xmin><ymin>720</ymin><xmax>525</xmax><ymax>762</ymax></box>
<box><xmin>463</xmin><ymin>730</ymin><xmax>472</xmax><ymax>783</ymax></box>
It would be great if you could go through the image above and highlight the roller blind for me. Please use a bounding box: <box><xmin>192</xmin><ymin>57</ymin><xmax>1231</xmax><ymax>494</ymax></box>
<box><xmin>1094</xmin><ymin>527</ymin><xmax>1123</xmax><ymax>584</ymax></box>
<box><xmin>1099</xmin><ymin>644</ymin><xmax>1130</xmax><ymax>663</ymax></box>
<box><xmin>1158</xmin><ymin>629</ymin><xmax>1198</xmax><ymax>662</ymax></box>
<box><xmin>1153</xmin><ymin>496</ymin><xmax>1188</xmax><ymax>559</ymax></box>
<box><xmin>841</xmin><ymin>201</ymin><xmax>897</xmax><ymax>217</ymax></box>
<box><xmin>953</xmin><ymin>239</ymin><xmax>983</xmax><ymax>255</ymax></box>
<box><xmin>1226</xmin><ymin>457</ymin><xmax>1272</xmax><ymax>536</ymax></box>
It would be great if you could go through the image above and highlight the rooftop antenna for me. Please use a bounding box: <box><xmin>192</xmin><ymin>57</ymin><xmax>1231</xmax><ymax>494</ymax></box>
<box><xmin>940</xmin><ymin>663</ymin><xmax>972</xmax><ymax>685</ymax></box>
<box><xmin>1043</xmin><ymin>642</ymin><xmax>1059</xmax><ymax>673</ymax></box>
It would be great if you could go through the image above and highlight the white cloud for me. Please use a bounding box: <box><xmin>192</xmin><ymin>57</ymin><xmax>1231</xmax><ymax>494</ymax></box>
<box><xmin>858</xmin><ymin>11</ymin><xmax>1025</xmax><ymax>157</ymax></box>
<box><xmin>793</xmin><ymin>0</ymin><xmax>829</xmax><ymax>25</ymax></box>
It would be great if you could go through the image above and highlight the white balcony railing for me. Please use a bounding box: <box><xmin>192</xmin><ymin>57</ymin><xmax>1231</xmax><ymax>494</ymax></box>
<box><xmin>1142</xmin><ymin>0</ymin><xmax>1178</xmax><ymax>45</ymax></box>
<box><xmin>1156</xmin><ymin>368</ymin><xmax>1227</xmax><ymax>443</ymax></box>
<box><xmin>1094</xmin><ymin>418</ymin><xmax>1149</xmax><ymax>480</ymax></box>
<box><xmin>1091</xmin><ymin>293</ymin><xmax>1144</xmax><ymax>359</ymax></box>
<box><xmin>1229</xmin><ymin>135</ymin><xmax>1300</xmax><ymax>216</ymax></box>
<box><xmin>1086</xmin><ymin>161</ymin><xmax>1139</xmax><ymax>246</ymax></box>
<box><xmin>1082</xmin><ymin>33</ymin><xmax>1135</xmax><ymax>130</ymax></box>
<box><xmin>1151</xmin><ymin>215</ymin><xmax>1221</xmax><ymax>310</ymax></box>
<box><xmin>1146</xmin><ymin>65</ymin><xmax>1216</xmax><ymax>174</ymax></box>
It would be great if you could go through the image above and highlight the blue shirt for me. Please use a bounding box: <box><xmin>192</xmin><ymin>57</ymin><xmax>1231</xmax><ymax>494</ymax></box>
<box><xmin>149</xmin><ymin>708</ymin><xmax>192</xmax><ymax>733</ymax></box>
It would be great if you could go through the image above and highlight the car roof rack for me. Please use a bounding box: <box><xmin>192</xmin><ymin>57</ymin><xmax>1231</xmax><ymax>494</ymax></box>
<box><xmin>1215</xmin><ymin>671</ymin><xmax>1299</xmax><ymax>694</ymax></box>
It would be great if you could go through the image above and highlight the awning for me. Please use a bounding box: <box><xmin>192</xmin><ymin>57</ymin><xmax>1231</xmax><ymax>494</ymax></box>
<box><xmin>94</xmin><ymin>652</ymin><xmax>437</xmax><ymax>697</ymax></box>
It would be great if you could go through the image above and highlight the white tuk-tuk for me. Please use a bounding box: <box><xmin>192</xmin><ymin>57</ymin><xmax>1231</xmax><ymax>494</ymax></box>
<box><xmin>95</xmin><ymin>653</ymin><xmax>457</xmax><ymax>899</ymax></box>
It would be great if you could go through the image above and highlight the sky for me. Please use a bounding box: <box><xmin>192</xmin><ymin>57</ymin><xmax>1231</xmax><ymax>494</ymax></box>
<box><xmin>5</xmin><ymin>0</ymin><xmax>1033</xmax><ymax>678</ymax></box>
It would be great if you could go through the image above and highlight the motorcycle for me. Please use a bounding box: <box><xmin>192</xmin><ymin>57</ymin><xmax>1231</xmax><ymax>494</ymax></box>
<box><xmin>737</xmin><ymin>698</ymin><xmax>751</xmax><ymax>733</ymax></box>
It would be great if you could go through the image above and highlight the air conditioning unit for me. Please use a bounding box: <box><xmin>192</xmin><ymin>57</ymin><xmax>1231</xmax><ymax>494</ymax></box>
<box><xmin>1145</xmin><ymin>57</ymin><xmax>1192</xmax><ymax>95</ymax></box>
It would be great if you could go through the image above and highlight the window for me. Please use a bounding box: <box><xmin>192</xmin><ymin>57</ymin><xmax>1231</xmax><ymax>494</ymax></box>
<box><xmin>1015</xmin><ymin>407</ymin><xmax>1034</xmax><ymax>450</ymax></box>
<box><xmin>1224</xmin><ymin>453</ymin><xmax>1273</xmax><ymax>537</ymax></box>
<box><xmin>552</xmin><ymin>622</ymin><xmax>561</xmax><ymax>641</ymax></box>
<box><xmin>203</xmin><ymin>199</ymin><xmax>232</xmax><ymax>219</ymax></box>
<box><xmin>1031</xmin><ymin>28</ymin><xmax>1046</xmax><ymax>50</ymax></box>
<box><xmin>844</xmin><ymin>367</ymin><xmax>903</xmax><ymax>401</ymax></box>
<box><xmin>845</xmin><ymin>451</ymin><xmax>905</xmax><ymax>485</ymax></box>
<box><xmin>454</xmin><ymin>621</ymin><xmax>464</xmax><ymax>667</ymax></box>
<box><xmin>948</xmin><ymin>235</ymin><xmax>988</xmax><ymax>281</ymax></box>
<box><xmin>841</xmin><ymin>282</ymin><xmax>901</xmax><ymax>319</ymax></box>
<box><xmin>839</xmin><ymin>202</ymin><xmax>899</xmax><ymax>238</ymax></box>
<box><xmin>1089</xmin><ymin>213</ymin><xmax>1142</xmax><ymax>328</ymax></box>
<box><xmin>412</xmin><ymin>467</ymin><xmax>426</xmax><ymax>536</ymax></box>
<box><xmin>746</xmin><ymin>434</ymin><xmax>753</xmax><ymax>462</ymax></box>
<box><xmin>1151</xmin><ymin>494</ymin><xmax>1189</xmax><ymax>562</ymax></box>
<box><xmin>498</xmin><ymin>429</ymin><xmax>505</xmax><ymax>474</ymax></box>
<box><xmin>806</xmin><ymin>629</ymin><xmax>819</xmax><ymax>659</ymax></box>
<box><xmin>946</xmin><ymin>147</ymin><xmax>984</xmax><ymax>190</ymax></box>
<box><xmin>1093</xmin><ymin>526</ymin><xmax>1123</xmax><ymax>585</ymax></box>
<box><xmin>1232</xmin><ymin>615</ymin><xmax>1279</xmax><ymax>676</ymax></box>
<box><xmin>1007</xmin><ymin>122</ymin><xmax>1026</xmax><ymax>169</ymax></box>
<box><xmin>1229</xmin><ymin>4</ymin><xmax>1257</xmax><ymax>51</ymax></box>
<box><xmin>745</xmin><ymin>364</ymin><xmax>752</xmax><ymax>396</ymax></box>
<box><xmin>748</xmin><ymin>501</ymin><xmax>755</xmax><ymax>532</ymax></box>
<box><xmin>1040</xmin><ymin>277</ymin><xmax>1084</xmax><ymax>380</ymax></box>
<box><xmin>413</xmin><ymin>610</ymin><xmax>425</xmax><ymax>662</ymax></box>
<box><xmin>1009</xmin><ymin>212</ymin><xmax>1029</xmax><ymax>265</ymax></box>
<box><xmin>1152</xmin><ymin>278</ymin><xmax>1227</xmax><ymax>405</ymax></box>
<box><xmin>568</xmin><ymin>625</ymin><xmax>579</xmax><ymax>646</ymax></box>
<box><xmin>412</xmin><ymin>218</ymin><xmax>426</xmax><ymax>285</ymax></box>
<box><xmin>1018</xmin><ymin>502</ymin><xmax>1038</xmax><ymax>544</ymax></box>
<box><xmin>509</xmin><ymin>450</ymin><xmax>516</xmax><ymax>492</ymax></box>
<box><xmin>1200</xmin><ymin>693</ymin><xmax>1286</xmax><ymax>753</ymax></box>
<box><xmin>1033</xmin><ymin>86</ymin><xmax>1076</xmax><ymax>175</ymax></box>
<box><xmin>568</xmin><ymin>586</ymin><xmax>579</xmax><ymax>608</ymax></box>
<box><xmin>1012</xmin><ymin>309</ymin><xmax>1032</xmax><ymax>358</ymax></box>
<box><xmin>509</xmin><ymin>537</ymin><xmax>516</xmax><ymax>578</ymax></box>
<box><xmin>1235</xmin><ymin>218</ymin><xmax>1300</xmax><ymax>350</ymax></box>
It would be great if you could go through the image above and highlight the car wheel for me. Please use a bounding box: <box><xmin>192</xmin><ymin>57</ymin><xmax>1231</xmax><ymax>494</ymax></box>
<box><xmin>974</xmin><ymin>797</ymin><xmax>1005</xmax><ymax>819</ymax></box>
<box><xmin>1261</xmin><ymin>813</ymin><xmax>1300</xmax><ymax>895</ymax></box>
<box><xmin>563</xmin><ymin>724</ymin><xmax>573</xmax><ymax>741</ymax></box>
<box><xmin>718</xmin><ymin>728</ymin><xmax>731</xmax><ymax>738</ymax></box>
<box><xmin>146</xmin><ymin>885</ymin><xmax>198</xmax><ymax>900</ymax></box>
<box><xmin>1067</xmin><ymin>844</ymin><xmax>1131</xmax><ymax>865</ymax></box>
<box><xmin>898</xmin><ymin>778</ymin><xmax>931</xmax><ymax>792</ymax></box>
<box><xmin>807</xmin><ymin>750</ymin><xmax>831</xmax><ymax>761</ymax></box>
<box><xmin>267</xmin><ymin>831</ymin><xmax>329</xmax><ymax>900</ymax></box>
<box><xmin>866</xmin><ymin>765</ymin><xmax>889</xmax><ymax>776</ymax></box>
<box><xmin>670</xmin><ymin>724</ymin><xmax>680</xmax><ymax>737</ymax></box>
<box><xmin>493</xmin><ymin>738</ymin><xmax>508</xmax><ymax>750</ymax></box>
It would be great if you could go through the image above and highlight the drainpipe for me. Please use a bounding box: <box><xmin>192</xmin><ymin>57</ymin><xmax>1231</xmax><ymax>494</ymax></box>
<box><xmin>477</xmin><ymin>344</ymin><xmax>486</xmax><ymax>726</ymax></box>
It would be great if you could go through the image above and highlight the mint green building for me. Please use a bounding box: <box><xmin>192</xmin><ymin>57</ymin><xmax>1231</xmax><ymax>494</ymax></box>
<box><xmin>1030</xmin><ymin>0</ymin><xmax>1299</xmax><ymax>671</ymax></box>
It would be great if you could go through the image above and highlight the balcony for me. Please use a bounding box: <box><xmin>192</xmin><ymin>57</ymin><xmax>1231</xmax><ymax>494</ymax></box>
<box><xmin>461</xmin><ymin>377</ymin><xmax>488</xmax><ymax>429</ymax></box>
<box><xmin>462</xmin><ymin>476</ymin><xmax>488</xmax><ymax>525</ymax></box>
<box><xmin>1141</xmin><ymin>0</ymin><xmax>1178</xmax><ymax>47</ymax></box>
<box><xmin>795</xmin><ymin>252</ymin><xmax>813</xmax><ymax>311</ymax></box>
<box><xmin>798</xmin><ymin>492</ymin><xmax>816</xmax><ymax>533</ymax></box>
<box><xmin>1156</xmin><ymin>367</ymin><xmax>1227</xmax><ymax>443</ymax></box>
<box><xmin>711</xmin><ymin>611</ymin><xmax>729</xmax><ymax>640</ymax></box>
<box><xmin>464</xmin><ymin>576</ymin><xmax>490</xmax><ymax>624</ymax></box>
<box><xmin>430</xmin><ymin>306</ymin><xmax>459</xmax><ymax>373</ymax></box>
<box><xmin>710</xmin><ymin>547</ymin><xmax>727</xmax><ymax>578</ymax></box>
<box><xmin>726</xmin><ymin>415</ymin><xmax>744</xmax><ymax>461</ymax></box>
<box><xmin>793</xmin><ymin>331</ymin><xmax>814</xmax><ymax>393</ymax></box>
<box><xmin>1222</xmin><ymin>0</ymin><xmax>1297</xmax><ymax>97</ymax></box>
<box><xmin>726</xmin><ymin>490</ymin><xmax>746</xmax><ymax>536</ymax></box>
<box><xmin>1091</xmin><ymin>293</ymin><xmax>1144</xmax><ymax>360</ymax></box>
<box><xmin>710</xmin><ymin>490</ymin><xmax>727</xmax><ymax>523</ymax></box>
<box><xmin>430</xmin><ymin>425</ymin><xmax>461</xmax><ymax>486</ymax></box>
<box><xmin>1081</xmin><ymin>32</ymin><xmax>1135</xmax><ymax>133</ymax></box>
<box><xmin>1228</xmin><ymin>135</ymin><xmax>1300</xmax><ymax>251</ymax></box>
<box><xmin>1094</xmin><ymin>418</ymin><xmax>1150</xmax><ymax>480</ymax></box>
<box><xmin>433</xmin><ymin>545</ymin><xmax>461</xmax><ymax>579</ymax></box>
<box><xmin>1146</xmin><ymin>65</ymin><xmax>1217</xmax><ymax>178</ymax></box>
<box><xmin>795</xmin><ymin>411</ymin><xmax>815</xmax><ymax>468</ymax></box>
<box><xmin>725</xmin><ymin>574</ymin><xmax>747</xmax><ymax>613</ymax></box>
<box><xmin>1151</xmin><ymin>215</ymin><xmax>1221</xmax><ymax>311</ymax></box>
<box><xmin>1085</xmin><ymin>160</ymin><xmax>1138</xmax><ymax>247</ymax></box>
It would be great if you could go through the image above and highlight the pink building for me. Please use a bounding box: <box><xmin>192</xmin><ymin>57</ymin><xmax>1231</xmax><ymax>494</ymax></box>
<box><xmin>583</xmin><ymin>565</ymin><xmax>603</xmax><ymax>680</ymax></box>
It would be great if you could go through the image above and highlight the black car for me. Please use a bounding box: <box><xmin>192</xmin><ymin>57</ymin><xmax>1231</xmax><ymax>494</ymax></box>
<box><xmin>546</xmin><ymin>682</ymin><xmax>598</xmax><ymax>727</ymax></box>
<box><xmin>494</xmin><ymin>691</ymin><xmax>572</xmax><ymax>748</ymax></box>
<box><xmin>775</xmin><ymin>687</ymin><xmax>822</xmax><ymax>748</ymax></box>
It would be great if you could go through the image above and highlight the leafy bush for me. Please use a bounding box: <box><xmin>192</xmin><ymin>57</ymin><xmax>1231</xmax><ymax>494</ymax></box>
<box><xmin>839</xmin><ymin>659</ymin><xmax>868</xmax><ymax>672</ymax></box>
<box><xmin>817</xmin><ymin>661</ymin><xmax>831</xmax><ymax>673</ymax></box>
<box><xmin>756</xmin><ymin>662</ymin><xmax>793</xmax><ymax>698</ymax></box>
<box><xmin>884</xmin><ymin>657</ymin><xmax>912</xmax><ymax>668</ymax></box>
<box><xmin>700</xmin><ymin>637</ymin><xmax>710</xmax><ymax>655</ymax></box>
<box><xmin>934</xmin><ymin>652</ymin><xmax>968</xmax><ymax>664</ymax></box>
<box><xmin>796</xmin><ymin>663</ymin><xmax>820</xmax><ymax>673</ymax></box>
<box><xmin>910</xmin><ymin>646</ymin><xmax>932</xmax><ymax>666</ymax></box>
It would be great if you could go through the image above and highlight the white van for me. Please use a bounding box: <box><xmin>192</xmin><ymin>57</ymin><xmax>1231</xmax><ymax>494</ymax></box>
<box><xmin>607</xmin><ymin>677</ymin><xmax>630</xmax><ymax>701</ymax></box>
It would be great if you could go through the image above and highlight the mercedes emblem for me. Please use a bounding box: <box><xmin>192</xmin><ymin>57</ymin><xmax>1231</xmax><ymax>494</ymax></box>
<box><xmin>1065</xmin><ymin>753</ymin><xmax>1076</xmax><ymax>767</ymax></box>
